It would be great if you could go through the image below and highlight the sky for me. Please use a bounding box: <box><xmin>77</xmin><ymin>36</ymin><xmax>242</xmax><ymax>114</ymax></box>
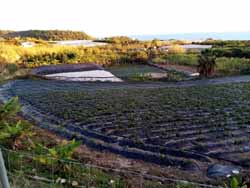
<box><xmin>1</xmin><ymin>0</ymin><xmax>250</xmax><ymax>37</ymax></box>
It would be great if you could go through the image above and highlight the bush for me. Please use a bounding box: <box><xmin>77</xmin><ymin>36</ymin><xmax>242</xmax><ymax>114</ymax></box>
<box><xmin>216</xmin><ymin>57</ymin><xmax>250</xmax><ymax>75</ymax></box>
<box><xmin>224</xmin><ymin>175</ymin><xmax>250</xmax><ymax>188</ymax></box>
<box><xmin>130</xmin><ymin>51</ymin><xmax>149</xmax><ymax>63</ymax></box>
<box><xmin>0</xmin><ymin>62</ymin><xmax>20</xmax><ymax>81</ymax></box>
<box><xmin>202</xmin><ymin>47</ymin><xmax>250</xmax><ymax>58</ymax></box>
<box><xmin>0</xmin><ymin>97</ymin><xmax>21</xmax><ymax>121</ymax></box>
<box><xmin>95</xmin><ymin>36</ymin><xmax>139</xmax><ymax>45</ymax></box>
<box><xmin>0</xmin><ymin>97</ymin><xmax>30</xmax><ymax>147</ymax></box>
<box><xmin>5</xmin><ymin>63</ymin><xmax>18</xmax><ymax>74</ymax></box>
<box><xmin>0</xmin><ymin>42</ymin><xmax>187</xmax><ymax>68</ymax></box>
<box><xmin>168</xmin><ymin>45</ymin><xmax>186</xmax><ymax>54</ymax></box>
<box><xmin>34</xmin><ymin>139</ymin><xmax>81</xmax><ymax>166</ymax></box>
<box><xmin>196</xmin><ymin>40</ymin><xmax>250</xmax><ymax>47</ymax></box>
<box><xmin>0</xmin><ymin>44</ymin><xmax>21</xmax><ymax>63</ymax></box>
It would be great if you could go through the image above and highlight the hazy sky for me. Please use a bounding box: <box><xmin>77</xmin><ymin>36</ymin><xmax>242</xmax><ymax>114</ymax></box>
<box><xmin>1</xmin><ymin>0</ymin><xmax>250</xmax><ymax>37</ymax></box>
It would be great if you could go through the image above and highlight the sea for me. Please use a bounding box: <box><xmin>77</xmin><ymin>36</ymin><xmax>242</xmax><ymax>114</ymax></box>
<box><xmin>130</xmin><ymin>32</ymin><xmax>250</xmax><ymax>41</ymax></box>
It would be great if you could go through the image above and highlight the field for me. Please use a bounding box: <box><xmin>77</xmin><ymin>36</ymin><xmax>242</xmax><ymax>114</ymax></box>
<box><xmin>1</xmin><ymin>78</ymin><xmax>250</xmax><ymax>180</ymax></box>
<box><xmin>1</xmin><ymin>37</ymin><xmax>250</xmax><ymax>186</ymax></box>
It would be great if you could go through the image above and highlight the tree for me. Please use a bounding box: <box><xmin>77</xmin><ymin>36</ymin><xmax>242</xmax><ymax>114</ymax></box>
<box><xmin>197</xmin><ymin>54</ymin><xmax>216</xmax><ymax>77</ymax></box>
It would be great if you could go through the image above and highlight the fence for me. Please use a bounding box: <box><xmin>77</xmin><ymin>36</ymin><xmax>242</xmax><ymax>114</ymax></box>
<box><xmin>0</xmin><ymin>146</ymin><xmax>127</xmax><ymax>188</ymax></box>
<box><xmin>0</xmin><ymin>146</ymin><xmax>219</xmax><ymax>188</ymax></box>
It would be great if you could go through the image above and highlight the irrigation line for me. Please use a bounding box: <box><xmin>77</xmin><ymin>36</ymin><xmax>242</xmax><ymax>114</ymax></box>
<box><xmin>0</xmin><ymin>146</ymin><xmax>219</xmax><ymax>188</ymax></box>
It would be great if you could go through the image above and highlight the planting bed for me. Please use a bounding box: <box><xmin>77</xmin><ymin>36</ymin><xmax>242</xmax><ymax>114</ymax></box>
<box><xmin>1</xmin><ymin>78</ymin><xmax>250</xmax><ymax>178</ymax></box>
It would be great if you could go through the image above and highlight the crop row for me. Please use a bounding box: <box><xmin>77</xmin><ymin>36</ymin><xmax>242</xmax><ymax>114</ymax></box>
<box><xmin>4</xmin><ymin>79</ymin><xmax>250</xmax><ymax>168</ymax></box>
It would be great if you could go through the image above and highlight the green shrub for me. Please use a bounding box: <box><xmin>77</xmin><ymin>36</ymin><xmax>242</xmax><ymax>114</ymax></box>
<box><xmin>5</xmin><ymin>63</ymin><xmax>18</xmax><ymax>74</ymax></box>
<box><xmin>197</xmin><ymin>40</ymin><xmax>250</xmax><ymax>47</ymax></box>
<box><xmin>0</xmin><ymin>97</ymin><xmax>30</xmax><ymax>147</ymax></box>
<box><xmin>224</xmin><ymin>175</ymin><xmax>250</xmax><ymax>188</ymax></box>
<box><xmin>202</xmin><ymin>47</ymin><xmax>250</xmax><ymax>58</ymax></box>
<box><xmin>0</xmin><ymin>121</ymin><xmax>24</xmax><ymax>145</ymax></box>
<box><xmin>0</xmin><ymin>97</ymin><xmax>21</xmax><ymax>120</ymax></box>
<box><xmin>216</xmin><ymin>57</ymin><xmax>250</xmax><ymax>75</ymax></box>
<box><xmin>34</xmin><ymin>139</ymin><xmax>81</xmax><ymax>165</ymax></box>
<box><xmin>33</xmin><ymin>139</ymin><xmax>82</xmax><ymax>179</ymax></box>
<box><xmin>168</xmin><ymin>45</ymin><xmax>186</xmax><ymax>54</ymax></box>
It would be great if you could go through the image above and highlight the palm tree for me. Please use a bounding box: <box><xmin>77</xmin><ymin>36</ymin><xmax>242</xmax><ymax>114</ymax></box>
<box><xmin>197</xmin><ymin>55</ymin><xmax>216</xmax><ymax>77</ymax></box>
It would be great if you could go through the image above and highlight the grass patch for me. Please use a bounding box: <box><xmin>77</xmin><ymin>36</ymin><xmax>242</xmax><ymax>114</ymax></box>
<box><xmin>106</xmin><ymin>63</ymin><xmax>186</xmax><ymax>81</ymax></box>
<box><xmin>152</xmin><ymin>54</ymin><xmax>199</xmax><ymax>67</ymax></box>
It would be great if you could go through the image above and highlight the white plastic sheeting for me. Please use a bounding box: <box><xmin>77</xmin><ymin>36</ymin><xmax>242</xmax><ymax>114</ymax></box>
<box><xmin>45</xmin><ymin>70</ymin><xmax>123</xmax><ymax>82</ymax></box>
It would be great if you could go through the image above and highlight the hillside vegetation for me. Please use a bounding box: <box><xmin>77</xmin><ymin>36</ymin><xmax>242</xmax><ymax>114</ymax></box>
<box><xmin>95</xmin><ymin>36</ymin><xmax>140</xmax><ymax>45</ymax></box>
<box><xmin>3</xmin><ymin>30</ymin><xmax>93</xmax><ymax>41</ymax></box>
<box><xmin>0</xmin><ymin>30</ymin><xmax>13</xmax><ymax>36</ymax></box>
<box><xmin>1</xmin><ymin>37</ymin><xmax>250</xmax><ymax>77</ymax></box>
<box><xmin>196</xmin><ymin>39</ymin><xmax>250</xmax><ymax>47</ymax></box>
<box><xmin>0</xmin><ymin>36</ymin><xmax>168</xmax><ymax>68</ymax></box>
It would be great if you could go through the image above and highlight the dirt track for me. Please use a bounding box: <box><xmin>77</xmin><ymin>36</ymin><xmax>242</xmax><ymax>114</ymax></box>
<box><xmin>5</xmin><ymin>75</ymin><xmax>250</xmax><ymax>92</ymax></box>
